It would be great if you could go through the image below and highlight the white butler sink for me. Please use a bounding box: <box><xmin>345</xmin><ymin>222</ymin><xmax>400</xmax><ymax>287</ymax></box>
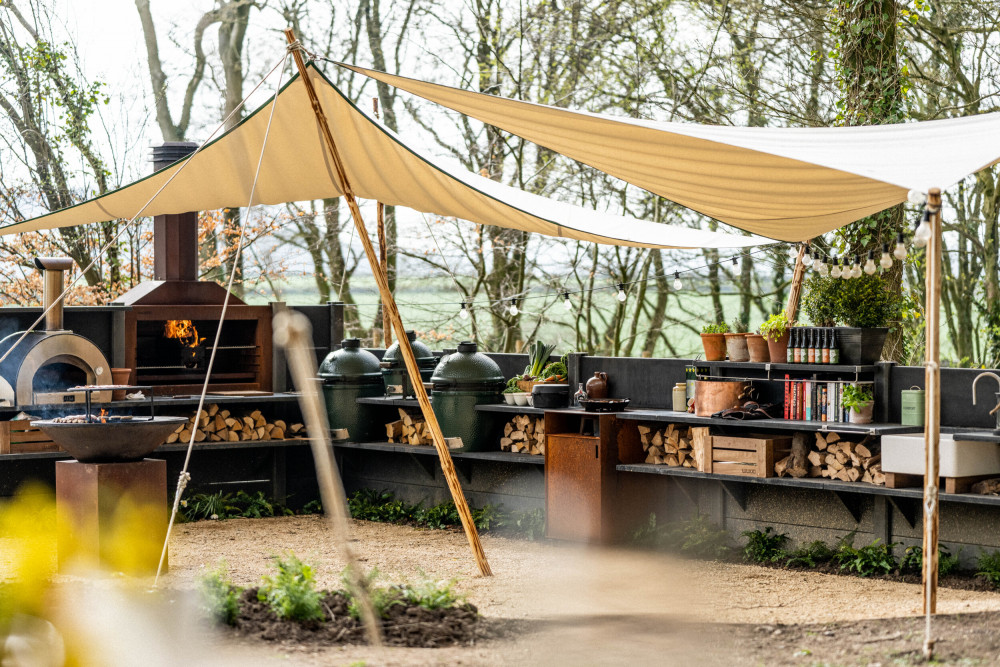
<box><xmin>881</xmin><ymin>433</ymin><xmax>1000</xmax><ymax>478</ymax></box>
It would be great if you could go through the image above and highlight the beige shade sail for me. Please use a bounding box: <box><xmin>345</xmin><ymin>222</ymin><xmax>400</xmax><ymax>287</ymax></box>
<box><xmin>339</xmin><ymin>63</ymin><xmax>1000</xmax><ymax>242</ymax></box>
<box><xmin>0</xmin><ymin>64</ymin><xmax>767</xmax><ymax>250</ymax></box>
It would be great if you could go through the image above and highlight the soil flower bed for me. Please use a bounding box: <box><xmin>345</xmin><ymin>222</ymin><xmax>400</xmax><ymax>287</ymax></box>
<box><xmin>233</xmin><ymin>587</ymin><xmax>481</xmax><ymax>648</ymax></box>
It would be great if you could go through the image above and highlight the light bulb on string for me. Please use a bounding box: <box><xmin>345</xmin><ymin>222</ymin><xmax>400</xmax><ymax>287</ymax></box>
<box><xmin>816</xmin><ymin>256</ymin><xmax>829</xmax><ymax>277</ymax></box>
<box><xmin>562</xmin><ymin>291</ymin><xmax>572</xmax><ymax>311</ymax></box>
<box><xmin>787</xmin><ymin>243</ymin><xmax>799</xmax><ymax>259</ymax></box>
<box><xmin>508</xmin><ymin>299</ymin><xmax>519</xmax><ymax>317</ymax></box>
<box><xmin>913</xmin><ymin>209</ymin><xmax>932</xmax><ymax>248</ymax></box>
<box><xmin>732</xmin><ymin>256</ymin><xmax>739</xmax><ymax>266</ymax></box>
<box><xmin>851</xmin><ymin>255</ymin><xmax>862</xmax><ymax>278</ymax></box>
<box><xmin>673</xmin><ymin>272</ymin><xmax>683</xmax><ymax>290</ymax></box>
<box><xmin>830</xmin><ymin>256</ymin><xmax>842</xmax><ymax>278</ymax></box>
<box><xmin>616</xmin><ymin>283</ymin><xmax>627</xmax><ymax>302</ymax></box>
<box><xmin>864</xmin><ymin>251</ymin><xmax>876</xmax><ymax>275</ymax></box>
<box><xmin>459</xmin><ymin>302</ymin><xmax>470</xmax><ymax>320</ymax></box>
<box><xmin>879</xmin><ymin>243</ymin><xmax>893</xmax><ymax>270</ymax></box>
<box><xmin>845</xmin><ymin>257</ymin><xmax>856</xmax><ymax>279</ymax></box>
<box><xmin>893</xmin><ymin>232</ymin><xmax>907</xmax><ymax>261</ymax></box>
<box><xmin>907</xmin><ymin>189</ymin><xmax>928</xmax><ymax>206</ymax></box>
<box><xmin>801</xmin><ymin>251</ymin><xmax>812</xmax><ymax>269</ymax></box>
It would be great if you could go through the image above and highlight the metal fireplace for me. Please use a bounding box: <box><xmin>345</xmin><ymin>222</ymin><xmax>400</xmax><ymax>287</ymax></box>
<box><xmin>113</xmin><ymin>142</ymin><xmax>273</xmax><ymax>396</ymax></box>
<box><xmin>0</xmin><ymin>258</ymin><xmax>111</xmax><ymax>407</ymax></box>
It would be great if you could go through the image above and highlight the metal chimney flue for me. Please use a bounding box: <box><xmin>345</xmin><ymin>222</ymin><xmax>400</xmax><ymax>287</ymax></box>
<box><xmin>151</xmin><ymin>142</ymin><xmax>199</xmax><ymax>282</ymax></box>
<box><xmin>34</xmin><ymin>257</ymin><xmax>74</xmax><ymax>331</ymax></box>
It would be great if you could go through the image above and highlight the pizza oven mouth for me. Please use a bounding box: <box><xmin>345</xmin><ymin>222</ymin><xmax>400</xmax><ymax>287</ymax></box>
<box><xmin>0</xmin><ymin>258</ymin><xmax>111</xmax><ymax>407</ymax></box>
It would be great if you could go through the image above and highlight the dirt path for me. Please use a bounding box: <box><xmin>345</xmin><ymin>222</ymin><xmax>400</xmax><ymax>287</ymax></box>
<box><xmin>154</xmin><ymin>516</ymin><xmax>1000</xmax><ymax>665</ymax></box>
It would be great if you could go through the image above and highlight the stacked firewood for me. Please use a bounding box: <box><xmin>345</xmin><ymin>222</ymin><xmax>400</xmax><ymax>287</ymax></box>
<box><xmin>386</xmin><ymin>408</ymin><xmax>433</xmax><ymax>446</ymax></box>
<box><xmin>775</xmin><ymin>431</ymin><xmax>884</xmax><ymax>484</ymax></box>
<box><xmin>164</xmin><ymin>404</ymin><xmax>305</xmax><ymax>444</ymax></box>
<box><xmin>499</xmin><ymin>415</ymin><xmax>545</xmax><ymax>455</ymax></box>
<box><xmin>638</xmin><ymin>424</ymin><xmax>707</xmax><ymax>469</ymax></box>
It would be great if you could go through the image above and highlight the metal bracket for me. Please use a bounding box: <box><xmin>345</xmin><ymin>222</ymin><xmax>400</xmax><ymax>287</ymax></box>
<box><xmin>832</xmin><ymin>490</ymin><xmax>864</xmax><ymax>524</ymax></box>
<box><xmin>668</xmin><ymin>476</ymin><xmax>698</xmax><ymax>506</ymax></box>
<box><xmin>720</xmin><ymin>480</ymin><xmax>749</xmax><ymax>511</ymax></box>
<box><xmin>409</xmin><ymin>453</ymin><xmax>438</xmax><ymax>480</ymax></box>
<box><xmin>889</xmin><ymin>495</ymin><xmax>920</xmax><ymax>529</ymax></box>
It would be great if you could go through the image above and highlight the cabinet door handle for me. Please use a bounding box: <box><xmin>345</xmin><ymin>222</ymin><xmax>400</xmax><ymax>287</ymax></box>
<box><xmin>595</xmin><ymin>444</ymin><xmax>599</xmax><ymax>459</ymax></box>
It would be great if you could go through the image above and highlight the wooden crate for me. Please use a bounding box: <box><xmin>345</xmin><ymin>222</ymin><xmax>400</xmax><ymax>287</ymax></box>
<box><xmin>708</xmin><ymin>434</ymin><xmax>792</xmax><ymax>478</ymax></box>
<box><xmin>0</xmin><ymin>421</ymin><xmax>61</xmax><ymax>455</ymax></box>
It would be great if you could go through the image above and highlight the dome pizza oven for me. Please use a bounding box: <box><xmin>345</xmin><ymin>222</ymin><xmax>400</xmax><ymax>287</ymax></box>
<box><xmin>0</xmin><ymin>258</ymin><xmax>111</xmax><ymax>406</ymax></box>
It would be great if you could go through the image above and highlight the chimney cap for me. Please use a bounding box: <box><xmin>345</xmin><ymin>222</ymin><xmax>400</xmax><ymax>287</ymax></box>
<box><xmin>33</xmin><ymin>257</ymin><xmax>74</xmax><ymax>271</ymax></box>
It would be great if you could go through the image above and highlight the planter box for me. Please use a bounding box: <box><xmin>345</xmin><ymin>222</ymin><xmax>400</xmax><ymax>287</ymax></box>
<box><xmin>837</xmin><ymin>327</ymin><xmax>888</xmax><ymax>365</ymax></box>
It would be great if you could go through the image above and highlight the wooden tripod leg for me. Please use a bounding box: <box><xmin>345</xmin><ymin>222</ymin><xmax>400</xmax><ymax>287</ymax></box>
<box><xmin>284</xmin><ymin>29</ymin><xmax>492</xmax><ymax>576</ymax></box>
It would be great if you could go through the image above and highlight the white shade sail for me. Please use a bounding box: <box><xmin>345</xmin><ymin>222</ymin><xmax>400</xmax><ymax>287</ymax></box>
<box><xmin>339</xmin><ymin>63</ymin><xmax>1000</xmax><ymax>242</ymax></box>
<box><xmin>0</xmin><ymin>64</ymin><xmax>767</xmax><ymax>250</ymax></box>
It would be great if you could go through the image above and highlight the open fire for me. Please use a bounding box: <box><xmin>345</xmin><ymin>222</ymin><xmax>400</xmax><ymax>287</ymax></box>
<box><xmin>164</xmin><ymin>320</ymin><xmax>205</xmax><ymax>348</ymax></box>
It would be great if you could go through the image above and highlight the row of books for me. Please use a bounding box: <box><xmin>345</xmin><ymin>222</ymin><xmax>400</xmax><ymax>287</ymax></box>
<box><xmin>783</xmin><ymin>375</ymin><xmax>865</xmax><ymax>422</ymax></box>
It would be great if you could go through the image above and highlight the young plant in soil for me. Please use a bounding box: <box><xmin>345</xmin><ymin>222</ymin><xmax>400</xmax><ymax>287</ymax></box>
<box><xmin>833</xmin><ymin>533</ymin><xmax>898</xmax><ymax>577</ymax></box>
<box><xmin>742</xmin><ymin>527</ymin><xmax>789</xmax><ymax>564</ymax></box>
<box><xmin>783</xmin><ymin>541</ymin><xmax>835</xmax><ymax>569</ymax></box>
<box><xmin>198</xmin><ymin>564</ymin><xmax>243</xmax><ymax>626</ymax></box>
<box><xmin>631</xmin><ymin>513</ymin><xmax>734</xmax><ymax>560</ymax></box>
<box><xmin>900</xmin><ymin>545</ymin><xmax>961</xmax><ymax>577</ymax></box>
<box><xmin>258</xmin><ymin>553</ymin><xmax>325</xmax><ymax>622</ymax></box>
<box><xmin>977</xmin><ymin>550</ymin><xmax>1000</xmax><ymax>588</ymax></box>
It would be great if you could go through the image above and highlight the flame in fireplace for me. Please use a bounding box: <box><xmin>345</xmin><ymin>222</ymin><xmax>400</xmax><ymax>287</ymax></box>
<box><xmin>164</xmin><ymin>320</ymin><xmax>205</xmax><ymax>348</ymax></box>
<box><xmin>99</xmin><ymin>408</ymin><xmax>107</xmax><ymax>424</ymax></box>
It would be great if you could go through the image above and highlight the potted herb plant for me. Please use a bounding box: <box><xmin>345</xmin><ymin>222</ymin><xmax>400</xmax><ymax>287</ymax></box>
<box><xmin>801</xmin><ymin>275</ymin><xmax>900</xmax><ymax>364</ymax></box>
<box><xmin>759</xmin><ymin>309</ymin><xmax>792</xmax><ymax>363</ymax></box>
<box><xmin>843</xmin><ymin>383</ymin><xmax>874</xmax><ymax>424</ymax></box>
<box><xmin>700</xmin><ymin>323</ymin><xmax>729</xmax><ymax>361</ymax></box>
<box><xmin>724</xmin><ymin>318</ymin><xmax>750</xmax><ymax>362</ymax></box>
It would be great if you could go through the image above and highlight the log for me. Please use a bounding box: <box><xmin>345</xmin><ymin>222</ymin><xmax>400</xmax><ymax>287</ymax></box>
<box><xmin>814</xmin><ymin>432</ymin><xmax>828</xmax><ymax>451</ymax></box>
<box><xmin>786</xmin><ymin>432</ymin><xmax>809</xmax><ymax>478</ymax></box>
<box><xmin>972</xmin><ymin>478</ymin><xmax>1000</xmax><ymax>495</ymax></box>
<box><xmin>807</xmin><ymin>450</ymin><xmax>823</xmax><ymax>467</ymax></box>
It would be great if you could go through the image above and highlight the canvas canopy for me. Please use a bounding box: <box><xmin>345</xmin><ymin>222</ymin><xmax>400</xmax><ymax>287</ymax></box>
<box><xmin>0</xmin><ymin>63</ymin><xmax>765</xmax><ymax>250</ymax></box>
<box><xmin>340</xmin><ymin>63</ymin><xmax>1000</xmax><ymax>241</ymax></box>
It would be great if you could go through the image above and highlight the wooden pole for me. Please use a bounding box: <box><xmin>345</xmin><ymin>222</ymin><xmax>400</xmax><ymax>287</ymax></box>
<box><xmin>273</xmin><ymin>309</ymin><xmax>383</xmax><ymax>646</ymax></box>
<box><xmin>372</xmin><ymin>98</ymin><xmax>393</xmax><ymax>348</ymax></box>
<box><xmin>784</xmin><ymin>242</ymin><xmax>809</xmax><ymax>322</ymax></box>
<box><xmin>283</xmin><ymin>29</ymin><xmax>492</xmax><ymax>576</ymax></box>
<box><xmin>922</xmin><ymin>187</ymin><xmax>942</xmax><ymax>659</ymax></box>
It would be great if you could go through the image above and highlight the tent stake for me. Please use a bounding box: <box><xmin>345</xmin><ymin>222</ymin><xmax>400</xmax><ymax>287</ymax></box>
<box><xmin>784</xmin><ymin>242</ymin><xmax>809</xmax><ymax>322</ymax></box>
<box><xmin>284</xmin><ymin>29</ymin><xmax>492</xmax><ymax>576</ymax></box>
<box><xmin>922</xmin><ymin>187</ymin><xmax>942</xmax><ymax>658</ymax></box>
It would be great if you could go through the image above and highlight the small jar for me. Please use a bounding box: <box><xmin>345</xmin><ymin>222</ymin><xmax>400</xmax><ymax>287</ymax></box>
<box><xmin>672</xmin><ymin>382</ymin><xmax>688</xmax><ymax>411</ymax></box>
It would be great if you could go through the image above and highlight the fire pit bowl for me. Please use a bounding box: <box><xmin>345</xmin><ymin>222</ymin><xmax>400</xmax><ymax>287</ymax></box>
<box><xmin>30</xmin><ymin>416</ymin><xmax>188</xmax><ymax>463</ymax></box>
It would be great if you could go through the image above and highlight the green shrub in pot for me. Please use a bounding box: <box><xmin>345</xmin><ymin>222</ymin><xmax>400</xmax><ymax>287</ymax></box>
<box><xmin>842</xmin><ymin>384</ymin><xmax>874</xmax><ymax>424</ymax></box>
<box><xmin>700</xmin><ymin>322</ymin><xmax>729</xmax><ymax>361</ymax></box>
<box><xmin>702</xmin><ymin>323</ymin><xmax>729</xmax><ymax>334</ymax></box>
<box><xmin>802</xmin><ymin>274</ymin><xmax>901</xmax><ymax>329</ymax></box>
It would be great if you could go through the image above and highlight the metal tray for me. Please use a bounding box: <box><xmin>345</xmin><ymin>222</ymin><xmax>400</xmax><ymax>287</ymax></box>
<box><xmin>579</xmin><ymin>398</ymin><xmax>630</xmax><ymax>413</ymax></box>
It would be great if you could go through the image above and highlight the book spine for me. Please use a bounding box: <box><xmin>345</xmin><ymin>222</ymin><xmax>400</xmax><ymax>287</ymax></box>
<box><xmin>784</xmin><ymin>375</ymin><xmax>790</xmax><ymax>420</ymax></box>
<box><xmin>805</xmin><ymin>380</ymin><xmax>811</xmax><ymax>421</ymax></box>
<box><xmin>812</xmin><ymin>381</ymin><xmax>819</xmax><ymax>422</ymax></box>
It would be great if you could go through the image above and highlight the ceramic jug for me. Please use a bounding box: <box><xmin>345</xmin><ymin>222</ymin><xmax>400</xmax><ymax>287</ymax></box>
<box><xmin>585</xmin><ymin>371</ymin><xmax>608</xmax><ymax>399</ymax></box>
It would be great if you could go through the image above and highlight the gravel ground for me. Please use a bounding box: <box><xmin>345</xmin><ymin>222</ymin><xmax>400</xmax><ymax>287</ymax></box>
<box><xmin>152</xmin><ymin>516</ymin><xmax>1000</xmax><ymax>665</ymax></box>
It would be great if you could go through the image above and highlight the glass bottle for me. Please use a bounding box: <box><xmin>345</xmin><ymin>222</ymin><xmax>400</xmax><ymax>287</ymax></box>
<box><xmin>786</xmin><ymin>327</ymin><xmax>795</xmax><ymax>363</ymax></box>
<box><xmin>829</xmin><ymin>329</ymin><xmax>840</xmax><ymax>364</ymax></box>
<box><xmin>793</xmin><ymin>328</ymin><xmax>803</xmax><ymax>364</ymax></box>
<box><xmin>573</xmin><ymin>383</ymin><xmax>587</xmax><ymax>406</ymax></box>
<box><xmin>806</xmin><ymin>328</ymin><xmax>816</xmax><ymax>364</ymax></box>
<box><xmin>821</xmin><ymin>328</ymin><xmax>830</xmax><ymax>364</ymax></box>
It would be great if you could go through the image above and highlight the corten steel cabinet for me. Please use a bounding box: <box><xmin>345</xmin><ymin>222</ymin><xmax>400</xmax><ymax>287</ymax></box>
<box><xmin>544</xmin><ymin>410</ymin><xmax>644</xmax><ymax>543</ymax></box>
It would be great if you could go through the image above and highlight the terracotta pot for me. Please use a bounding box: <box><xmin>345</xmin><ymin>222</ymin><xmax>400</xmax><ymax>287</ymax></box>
<box><xmin>700</xmin><ymin>333</ymin><xmax>727</xmax><ymax>361</ymax></box>
<box><xmin>585</xmin><ymin>371</ymin><xmax>608</xmax><ymax>399</ymax></box>
<box><xmin>724</xmin><ymin>332</ymin><xmax>750</xmax><ymax>362</ymax></box>
<box><xmin>849</xmin><ymin>402</ymin><xmax>874</xmax><ymax>424</ymax></box>
<box><xmin>765</xmin><ymin>330</ymin><xmax>790</xmax><ymax>363</ymax></box>
<box><xmin>110</xmin><ymin>367</ymin><xmax>132</xmax><ymax>401</ymax></box>
<box><xmin>746</xmin><ymin>334</ymin><xmax>770</xmax><ymax>363</ymax></box>
<box><xmin>694</xmin><ymin>379</ymin><xmax>747</xmax><ymax>417</ymax></box>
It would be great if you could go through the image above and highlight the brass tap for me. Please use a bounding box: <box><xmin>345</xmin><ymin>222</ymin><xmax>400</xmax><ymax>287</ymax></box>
<box><xmin>972</xmin><ymin>371</ymin><xmax>1000</xmax><ymax>433</ymax></box>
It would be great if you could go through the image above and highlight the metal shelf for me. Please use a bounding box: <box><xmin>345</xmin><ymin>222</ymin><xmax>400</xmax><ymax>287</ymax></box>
<box><xmin>333</xmin><ymin>440</ymin><xmax>544</xmax><ymax>465</ymax></box>
<box><xmin>475</xmin><ymin>403</ymin><xmax>546</xmax><ymax>415</ymax></box>
<box><xmin>355</xmin><ymin>396</ymin><xmax>420</xmax><ymax>407</ymax></box>
<box><xmin>617</xmin><ymin>408</ymin><xmax>922</xmax><ymax>436</ymax></box>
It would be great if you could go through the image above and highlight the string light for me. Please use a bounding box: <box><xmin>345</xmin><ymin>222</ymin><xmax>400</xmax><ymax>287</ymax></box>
<box><xmin>787</xmin><ymin>243</ymin><xmax>799</xmax><ymax>259</ymax></box>
<box><xmin>830</xmin><ymin>255</ymin><xmax>842</xmax><ymax>278</ymax></box>
<box><xmin>459</xmin><ymin>302</ymin><xmax>469</xmax><ymax>319</ymax></box>
<box><xmin>879</xmin><ymin>242</ymin><xmax>893</xmax><ymax>270</ymax></box>
<box><xmin>732</xmin><ymin>256</ymin><xmax>739</xmax><ymax>266</ymax></box>
<box><xmin>616</xmin><ymin>283</ymin><xmax>627</xmax><ymax>302</ymax></box>
<box><xmin>801</xmin><ymin>251</ymin><xmax>812</xmax><ymax>269</ymax></box>
<box><xmin>907</xmin><ymin>189</ymin><xmax>928</xmax><ymax>206</ymax></box>
<box><xmin>673</xmin><ymin>272</ymin><xmax>683</xmax><ymax>290</ymax></box>
<box><xmin>562</xmin><ymin>291</ymin><xmax>572</xmax><ymax>311</ymax></box>
<box><xmin>913</xmin><ymin>209</ymin><xmax>932</xmax><ymax>248</ymax></box>
<box><xmin>815</xmin><ymin>253</ymin><xmax>829</xmax><ymax>277</ymax></box>
<box><xmin>508</xmin><ymin>299</ymin><xmax>519</xmax><ymax>316</ymax></box>
<box><xmin>864</xmin><ymin>251</ymin><xmax>876</xmax><ymax>275</ymax></box>
<box><xmin>893</xmin><ymin>232</ymin><xmax>908</xmax><ymax>260</ymax></box>
<box><xmin>851</xmin><ymin>254</ymin><xmax>862</xmax><ymax>279</ymax></box>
